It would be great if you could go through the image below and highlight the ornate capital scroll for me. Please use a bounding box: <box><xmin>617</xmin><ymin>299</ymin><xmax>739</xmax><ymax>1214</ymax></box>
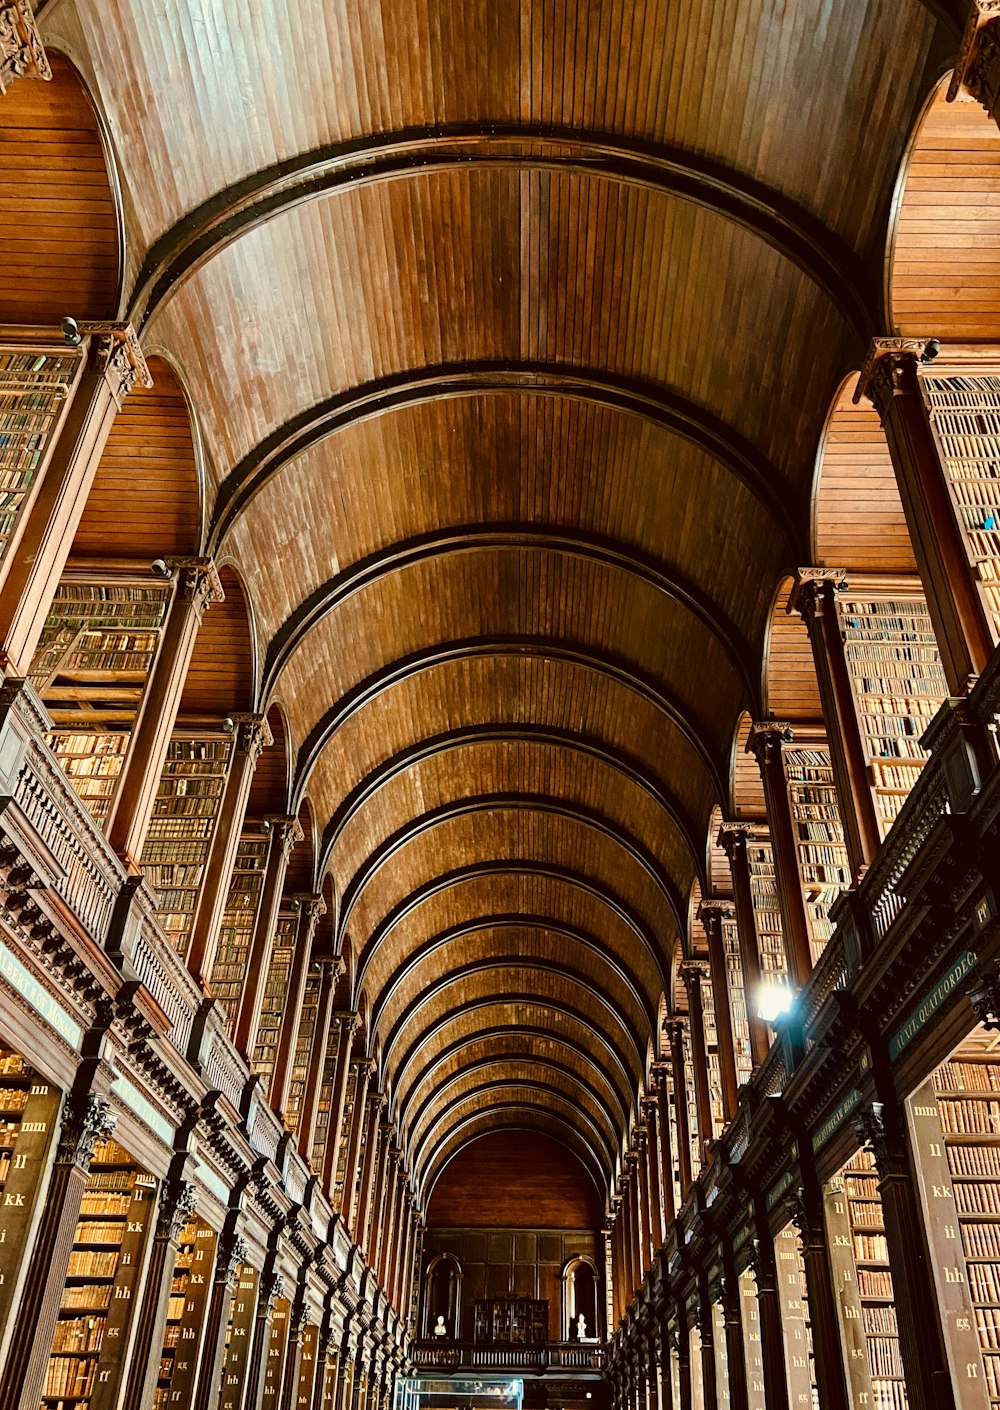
<box><xmin>0</xmin><ymin>1</ymin><xmax>50</xmax><ymax>94</ymax></box>
<box><xmin>716</xmin><ymin>820</ymin><xmax>758</xmax><ymax>863</ymax></box>
<box><xmin>264</xmin><ymin>813</ymin><xmax>304</xmax><ymax>860</ymax></box>
<box><xmin>746</xmin><ymin>719</ymin><xmax>793</xmax><ymax>765</ymax></box>
<box><xmin>165</xmin><ymin>556</ymin><xmax>226</xmax><ymax>612</ymax></box>
<box><xmin>853</xmin><ymin>337</ymin><xmax>938</xmax><ymax>418</ymax></box>
<box><xmin>217</xmin><ymin>1228</ymin><xmax>248</xmax><ymax>1285</ymax></box>
<box><xmin>57</xmin><ymin>1092</ymin><xmax>116</xmax><ymax>1170</ymax></box>
<box><xmin>970</xmin><ymin>961</ymin><xmax>1000</xmax><ymax>1031</ymax></box>
<box><xmin>77</xmin><ymin>321</ymin><xmax>153</xmax><ymax>404</ymax></box>
<box><xmin>157</xmin><ymin>1178</ymin><xmax>198</xmax><ymax>1241</ymax></box>
<box><xmin>788</xmin><ymin>567</ymin><xmax>848</xmax><ymax>623</ymax></box>
<box><xmin>230</xmin><ymin>711</ymin><xmax>273</xmax><ymax>763</ymax></box>
<box><xmin>950</xmin><ymin>1</ymin><xmax>1000</xmax><ymax>112</ymax></box>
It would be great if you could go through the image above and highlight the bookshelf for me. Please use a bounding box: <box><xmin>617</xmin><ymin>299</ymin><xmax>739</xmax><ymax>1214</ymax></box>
<box><xmin>310</xmin><ymin>1021</ymin><xmax>340</xmax><ymax>1172</ymax></box>
<box><xmin>154</xmin><ymin>1214</ymin><xmax>217</xmax><ymax>1410</ymax></box>
<box><xmin>739</xmin><ymin>1268</ymin><xmax>767</xmax><ymax>1410</ymax></box>
<box><xmin>0</xmin><ymin>1046</ymin><xmax>61</xmax><ymax>1334</ymax></box>
<box><xmin>699</xmin><ymin>977</ymin><xmax>725</xmax><ymax>1136</ymax></box>
<box><xmin>0</xmin><ymin>348</ymin><xmax>78</xmax><ymax>568</ymax></box>
<box><xmin>774</xmin><ymin>1225</ymin><xmax>817</xmax><ymax>1410</ymax></box>
<box><xmin>43</xmin><ymin>1137</ymin><xmax>157</xmax><ymax>1410</ymax></box>
<box><xmin>29</xmin><ymin>581</ymin><xmax>173</xmax><ymax>824</ymax></box>
<box><xmin>251</xmin><ymin>917</ymin><xmax>296</xmax><ymax>1098</ymax></box>
<box><xmin>841</xmin><ymin>1149</ymin><xmax>906</xmax><ymax>1410</ymax></box>
<box><xmin>712</xmin><ymin>1299</ymin><xmax>730</xmax><ymax>1410</ymax></box>
<box><xmin>921</xmin><ymin>372</ymin><xmax>1000</xmax><ymax>635</ymax></box>
<box><xmin>285</xmin><ymin>965</ymin><xmax>321</xmax><ymax>1135</ymax></box>
<box><xmin>218</xmin><ymin>1263</ymin><xmax>260</xmax><ymax>1410</ymax></box>
<box><xmin>208</xmin><ymin>833</ymin><xmax>269</xmax><ymax>1030</ymax></box>
<box><xmin>782</xmin><ymin>746</ymin><xmax>850</xmax><ymax>964</ymax></box>
<box><xmin>334</xmin><ymin>1067</ymin><xmax>360</xmax><ymax>1210</ymax></box>
<box><xmin>836</xmin><ymin>590</ymin><xmax>948</xmax><ymax>835</ymax></box>
<box><xmin>260</xmin><ymin>1296</ymin><xmax>290</xmax><ymax>1410</ymax></box>
<box><xmin>139</xmin><ymin>734</ymin><xmax>233</xmax><ymax>958</ymax></box>
<box><xmin>722</xmin><ymin>913</ymin><xmax>754</xmax><ymax>1086</ymax></box>
<box><xmin>473</xmin><ymin>1296</ymin><xmax>548</xmax><ymax>1345</ymax></box>
<box><xmin>746</xmin><ymin>836</ymin><xmax>789</xmax><ymax>982</ymax></box>
<box><xmin>681</xmin><ymin>1024</ymin><xmax>702</xmax><ymax>1177</ymax></box>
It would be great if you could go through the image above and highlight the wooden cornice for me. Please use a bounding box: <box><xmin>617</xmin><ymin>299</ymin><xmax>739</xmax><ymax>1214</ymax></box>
<box><xmin>339</xmin><ymin>792</ymin><xmax>686</xmax><ymax>959</ymax></box>
<box><xmin>292</xmin><ymin>635</ymin><xmax>728</xmax><ymax>808</ymax></box>
<box><xmin>319</xmin><ymin>724</ymin><xmax>705</xmax><ymax>886</ymax></box>
<box><xmin>127</xmin><ymin>126</ymin><xmax>876</xmax><ymax>342</ymax></box>
<box><xmin>261</xmin><ymin>525</ymin><xmax>760</xmax><ymax>711</ymax></box>
<box><xmin>209</xmin><ymin>363</ymin><xmax>802</xmax><ymax>557</ymax></box>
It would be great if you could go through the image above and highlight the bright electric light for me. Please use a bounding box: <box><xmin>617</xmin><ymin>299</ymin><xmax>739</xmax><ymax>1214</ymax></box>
<box><xmin>756</xmin><ymin>978</ymin><xmax>795</xmax><ymax>1023</ymax></box>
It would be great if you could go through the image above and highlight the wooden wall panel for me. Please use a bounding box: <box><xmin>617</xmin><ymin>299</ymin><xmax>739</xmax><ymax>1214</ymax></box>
<box><xmin>763</xmin><ymin>579</ymin><xmax>822</xmax><ymax>722</ymax></box>
<box><xmin>428</xmin><ymin>1131</ymin><xmax>602</xmax><ymax>1228</ymax></box>
<box><xmin>178</xmin><ymin>567</ymin><xmax>254</xmax><ymax>719</ymax></box>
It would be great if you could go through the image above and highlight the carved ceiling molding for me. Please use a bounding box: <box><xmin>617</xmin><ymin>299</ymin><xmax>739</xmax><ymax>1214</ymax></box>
<box><xmin>319</xmin><ymin>724</ymin><xmax>705</xmax><ymax>886</ymax></box>
<box><xmin>129</xmin><ymin>126</ymin><xmax>875</xmax><ymax>340</ymax></box>
<box><xmin>262</xmin><ymin>526</ymin><xmax>759</xmax><ymax>712</ymax></box>
<box><xmin>210</xmin><ymin>364</ymin><xmax>802</xmax><ymax>558</ymax></box>
<box><xmin>338</xmin><ymin>792</ymin><xmax>686</xmax><ymax>956</ymax></box>
<box><xmin>292</xmin><ymin>636</ymin><xmax>728</xmax><ymax>810</ymax></box>
<box><xmin>0</xmin><ymin>0</ymin><xmax>50</xmax><ymax>94</ymax></box>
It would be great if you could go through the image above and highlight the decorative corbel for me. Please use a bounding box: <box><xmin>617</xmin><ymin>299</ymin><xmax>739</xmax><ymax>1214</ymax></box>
<box><xmin>950</xmin><ymin>1</ymin><xmax>1000</xmax><ymax>122</ymax></box>
<box><xmin>0</xmin><ymin>1</ymin><xmax>50</xmax><ymax>93</ymax></box>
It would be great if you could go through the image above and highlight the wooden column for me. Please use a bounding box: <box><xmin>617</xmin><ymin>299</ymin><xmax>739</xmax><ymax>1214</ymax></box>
<box><xmin>366</xmin><ymin>1123</ymin><xmax>392</xmax><ymax>1272</ymax></box>
<box><xmin>634</xmin><ymin>1127</ymin><xmax>652</xmax><ymax>1272</ymax></box>
<box><xmin>748</xmin><ymin>1224</ymin><xmax>790</xmax><ymax>1410</ymax></box>
<box><xmin>610</xmin><ymin>1202</ymin><xmax>625</xmax><ymax>1325</ymax></box>
<box><xmin>856</xmin><ymin>338</ymin><xmax>995</xmax><ymax>696</ymax></box>
<box><xmin>298</xmin><ymin>959</ymin><xmax>342</xmax><ymax>1160</ymax></box>
<box><xmin>653</xmin><ymin>1064</ymin><xmax>677</xmax><ymax>1223</ymax></box>
<box><xmin>0</xmin><ymin>325</ymin><xmax>152</xmax><ymax>675</ymax></box>
<box><xmin>786</xmin><ymin>1187</ymin><xmax>850</xmax><ymax>1410</ymax></box>
<box><xmin>720</xmin><ymin>1261</ymin><xmax>750</xmax><ymax>1410</ymax></box>
<box><xmin>378</xmin><ymin>1154</ymin><xmax>402</xmax><ymax>1292</ymax></box>
<box><xmin>854</xmin><ymin>1100</ymin><xmax>957</xmax><ymax>1410</ymax></box>
<box><xmin>322</xmin><ymin>1014</ymin><xmax>362</xmax><ymax>1199</ymax></box>
<box><xmin>643</xmin><ymin>1096</ymin><xmax>664</xmax><ymax>1251</ymax></box>
<box><xmin>951</xmin><ymin>4</ymin><xmax>1000</xmax><ymax>130</ymax></box>
<box><xmin>0</xmin><ymin>1089</ymin><xmax>116</xmax><ymax>1410</ymax></box>
<box><xmin>697</xmin><ymin>1277</ymin><xmax>719</xmax><ymax>1410</ymax></box>
<box><xmin>193</xmin><ymin>1222</ymin><xmax>248</xmax><ymax>1410</ymax></box>
<box><xmin>121</xmin><ymin>1176</ymin><xmax>199</xmax><ymax>1410</ymax></box>
<box><xmin>699</xmin><ymin>901</ymin><xmax>740</xmax><ymax>1120</ymax></box>
<box><xmin>718</xmin><ymin>825</ymin><xmax>770</xmax><ymax>1065</ymax></box>
<box><xmin>665</xmin><ymin>1020</ymin><xmax>692</xmax><ymax>1198</ymax></box>
<box><xmin>627</xmin><ymin>1160</ymin><xmax>643</xmax><ymax>1295</ymax></box>
<box><xmin>188</xmin><ymin>713</ymin><xmax>272</xmax><ymax>981</ymax></box>
<box><xmin>674</xmin><ymin>1308</ymin><xmax>692</xmax><ymax>1410</ymax></box>
<box><xmin>233</xmin><ymin>815</ymin><xmax>302</xmax><ymax>1058</ymax></box>
<box><xmin>342</xmin><ymin>1059</ymin><xmax>375</xmax><ymax>1232</ymax></box>
<box><xmin>105</xmin><ymin>557</ymin><xmax>225</xmax><ymax>866</ymax></box>
<box><xmin>352</xmin><ymin>1091</ymin><xmax>385</xmax><ymax>1247</ymax></box>
<box><xmin>245</xmin><ymin>1272</ymin><xmax>283</xmax><ymax>1410</ymax></box>
<box><xmin>746</xmin><ymin>723</ymin><xmax>812</xmax><ymax>989</ymax></box>
<box><xmin>391</xmin><ymin>1187</ymin><xmax>411</xmax><ymax>1311</ymax></box>
<box><xmin>272</xmin><ymin>893</ymin><xmax>326</xmax><ymax>1116</ymax></box>
<box><xmin>789</xmin><ymin>571</ymin><xmax>881</xmax><ymax>877</ymax></box>
<box><xmin>681</xmin><ymin>963</ymin><xmax>714</xmax><ymax>1164</ymax></box>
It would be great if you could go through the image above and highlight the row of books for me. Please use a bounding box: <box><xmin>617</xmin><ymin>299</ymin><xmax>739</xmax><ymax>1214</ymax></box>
<box><xmin>955</xmin><ymin>1182</ymin><xmax>1000</xmax><ymax>1215</ymax></box>
<box><xmin>936</xmin><ymin>1098</ymin><xmax>1000</xmax><ymax>1134</ymax></box>
<box><xmin>44</xmin><ymin>1357</ymin><xmax>96</xmax><ymax>1399</ymax></box>
<box><xmin>867</xmin><ymin>1335</ymin><xmax>903</xmax><ymax>1378</ymax></box>
<box><xmin>51</xmin><ymin>1318</ymin><xmax>104</xmax><ymax>1353</ymax></box>
<box><xmin>935</xmin><ymin>1060</ymin><xmax>1000</xmax><ymax>1092</ymax></box>
<box><xmin>962</xmin><ymin>1222</ymin><xmax>1000</xmax><ymax>1259</ymax></box>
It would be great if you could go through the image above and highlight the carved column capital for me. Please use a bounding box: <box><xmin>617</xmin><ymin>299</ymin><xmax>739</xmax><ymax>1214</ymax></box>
<box><xmin>697</xmin><ymin>899</ymin><xmax>734</xmax><ymax>938</ymax></box>
<box><xmin>57</xmin><ymin>1092</ymin><xmax>116</xmax><ymax>1170</ymax></box>
<box><xmin>294</xmin><ymin>892</ymin><xmax>327</xmax><ymax>930</ymax></box>
<box><xmin>680</xmin><ymin>961</ymin><xmax>710</xmax><ymax>996</ymax></box>
<box><xmin>230</xmin><ymin>711</ymin><xmax>273</xmax><ymax>763</ymax></box>
<box><xmin>949</xmin><ymin>1</ymin><xmax>1000</xmax><ymax>114</ymax></box>
<box><xmin>853</xmin><ymin>1100</ymin><xmax>895</xmax><ymax>1180</ymax></box>
<box><xmin>970</xmin><ymin>962</ymin><xmax>1000</xmax><ymax>1031</ymax></box>
<box><xmin>263</xmin><ymin>1271</ymin><xmax>285</xmax><ymax>1317</ymax></box>
<box><xmin>746</xmin><ymin>719</ymin><xmax>793</xmax><ymax>766</ymax></box>
<box><xmin>0</xmin><ymin>0</ymin><xmax>49</xmax><ymax>91</ymax></box>
<box><xmin>165</xmin><ymin>556</ymin><xmax>226</xmax><ymax>612</ymax></box>
<box><xmin>77</xmin><ymin>321</ymin><xmax>153</xmax><ymax>404</ymax></box>
<box><xmin>156</xmin><ymin>1178</ymin><xmax>198</xmax><ymax>1241</ymax></box>
<box><xmin>217</xmin><ymin>1227</ymin><xmax>249</xmax><ymax>1285</ymax></box>
<box><xmin>788</xmin><ymin>567</ymin><xmax>848</xmax><ymax>623</ymax></box>
<box><xmin>334</xmin><ymin>1009</ymin><xmax>361</xmax><ymax>1034</ymax></box>
<box><xmin>716</xmin><ymin>820</ymin><xmax>757</xmax><ymax>863</ymax></box>
<box><xmin>265</xmin><ymin>813</ymin><xmax>304</xmax><ymax>859</ymax></box>
<box><xmin>854</xmin><ymin>337</ymin><xmax>939</xmax><ymax>418</ymax></box>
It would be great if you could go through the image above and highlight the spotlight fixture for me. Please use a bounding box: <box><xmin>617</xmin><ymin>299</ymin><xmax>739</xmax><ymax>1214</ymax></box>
<box><xmin>756</xmin><ymin>977</ymin><xmax>795</xmax><ymax>1024</ymax></box>
<box><xmin>921</xmin><ymin>338</ymin><xmax>941</xmax><ymax>363</ymax></box>
<box><xmin>60</xmin><ymin>316</ymin><xmax>81</xmax><ymax>347</ymax></box>
<box><xmin>150</xmin><ymin>558</ymin><xmax>173</xmax><ymax>579</ymax></box>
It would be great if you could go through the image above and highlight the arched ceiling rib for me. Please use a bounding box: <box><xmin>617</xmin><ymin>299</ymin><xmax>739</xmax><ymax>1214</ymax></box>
<box><xmin>40</xmin><ymin>0</ymin><xmax>964</xmax><ymax>1197</ymax></box>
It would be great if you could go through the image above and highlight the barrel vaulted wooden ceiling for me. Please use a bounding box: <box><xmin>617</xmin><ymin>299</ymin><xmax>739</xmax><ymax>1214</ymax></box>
<box><xmin>26</xmin><ymin>0</ymin><xmax>986</xmax><ymax>1202</ymax></box>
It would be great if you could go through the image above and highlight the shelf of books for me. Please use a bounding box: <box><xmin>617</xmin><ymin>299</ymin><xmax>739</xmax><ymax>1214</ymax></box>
<box><xmin>285</xmin><ymin>964</ymin><xmax>321</xmax><ymax>1137</ymax></box>
<box><xmin>747</xmin><ymin>834</ymin><xmax>790</xmax><ymax>985</ymax></box>
<box><xmin>0</xmin><ymin>1044</ymin><xmax>61</xmax><ymax>1333</ymax></box>
<box><xmin>154</xmin><ymin>1213</ymin><xmax>217</xmax><ymax>1410</ymax></box>
<box><xmin>921</xmin><ymin>371</ymin><xmax>1000</xmax><ymax>636</ymax></box>
<box><xmin>774</xmin><ymin>1225</ymin><xmax>817</xmax><ymax>1410</ymax></box>
<box><xmin>836</xmin><ymin>588</ymin><xmax>947</xmax><ymax>837</ymax></box>
<box><xmin>217</xmin><ymin>1263</ymin><xmax>260</xmax><ymax>1410</ymax></box>
<box><xmin>208</xmin><ymin>833</ymin><xmax>269</xmax><ymax>1030</ymax></box>
<box><xmin>139</xmin><ymin>732</ymin><xmax>233</xmax><ymax>957</ymax></box>
<box><xmin>842</xmin><ymin>1149</ymin><xmax>905</xmax><ymax>1410</ymax></box>
<box><xmin>782</xmin><ymin>745</ymin><xmax>850</xmax><ymax>964</ymax></box>
<box><xmin>333</xmin><ymin>1066</ymin><xmax>360</xmax><ymax>1211</ymax></box>
<box><xmin>0</xmin><ymin>348</ymin><xmax>79</xmax><ymax>568</ymax></box>
<box><xmin>680</xmin><ymin>1024</ymin><xmax>703</xmax><ymax>1177</ymax></box>
<box><xmin>699</xmin><ymin>976</ymin><xmax>725</xmax><ymax>1139</ymax></box>
<box><xmin>310</xmin><ymin>1021</ymin><xmax>341</xmax><ymax>1172</ymax></box>
<box><xmin>712</xmin><ymin>1298</ymin><xmax>730</xmax><ymax>1410</ymax></box>
<box><xmin>739</xmin><ymin>1267</ymin><xmax>766</xmax><ymax>1410</ymax></box>
<box><xmin>251</xmin><ymin>917</ymin><xmax>296</xmax><ymax>1098</ymax></box>
<box><xmin>722</xmin><ymin>912</ymin><xmax>754</xmax><ymax>1087</ymax></box>
<box><xmin>42</xmin><ymin>1136</ymin><xmax>157</xmax><ymax>1410</ymax></box>
<box><xmin>260</xmin><ymin>1295</ymin><xmax>291</xmax><ymax>1410</ymax></box>
<box><xmin>906</xmin><ymin>1026</ymin><xmax>1000</xmax><ymax>1406</ymax></box>
<box><xmin>28</xmin><ymin>580</ymin><xmax>173</xmax><ymax>824</ymax></box>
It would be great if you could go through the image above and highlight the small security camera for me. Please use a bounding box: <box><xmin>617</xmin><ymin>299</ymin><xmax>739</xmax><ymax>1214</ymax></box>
<box><xmin>921</xmin><ymin>338</ymin><xmax>941</xmax><ymax>363</ymax></box>
<box><xmin>60</xmin><ymin>317</ymin><xmax>81</xmax><ymax>347</ymax></box>
<box><xmin>222</xmin><ymin>716</ymin><xmax>235</xmax><ymax>734</ymax></box>
<box><xmin>150</xmin><ymin>558</ymin><xmax>173</xmax><ymax>579</ymax></box>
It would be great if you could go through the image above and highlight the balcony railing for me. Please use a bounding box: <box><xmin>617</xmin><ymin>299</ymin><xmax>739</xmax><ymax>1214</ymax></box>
<box><xmin>412</xmin><ymin>1342</ymin><xmax>605</xmax><ymax>1372</ymax></box>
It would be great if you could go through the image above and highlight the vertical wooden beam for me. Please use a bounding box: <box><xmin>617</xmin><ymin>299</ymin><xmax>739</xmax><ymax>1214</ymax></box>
<box><xmin>665</xmin><ymin>1021</ymin><xmax>692</xmax><ymax>1198</ymax></box>
<box><xmin>720</xmin><ymin>1257</ymin><xmax>749</xmax><ymax>1410</ymax></box>
<box><xmin>697</xmin><ymin>1276</ymin><xmax>719</xmax><ymax>1410</ymax></box>
<box><xmin>635</xmin><ymin>1126</ymin><xmax>652</xmax><ymax>1272</ymax></box>
<box><xmin>788</xmin><ymin>571</ymin><xmax>881</xmax><ymax>877</ymax></box>
<box><xmin>272</xmin><ymin>893</ymin><xmax>326</xmax><ymax>1116</ymax></box>
<box><xmin>188</xmin><ymin>713</ymin><xmax>272</xmax><ymax>982</ymax></box>
<box><xmin>193</xmin><ymin>1221</ymin><xmax>247</xmax><ymax>1410</ymax></box>
<box><xmin>699</xmin><ymin>901</ymin><xmax>740</xmax><ymax>1120</ymax></box>
<box><xmin>785</xmin><ymin>1185</ymin><xmax>850</xmax><ymax>1410</ymax></box>
<box><xmin>718</xmin><ymin>825</ymin><xmax>770</xmax><ymax>1066</ymax></box>
<box><xmin>233</xmin><ymin>815</ymin><xmax>302</xmax><ymax>1058</ymax></box>
<box><xmin>0</xmin><ymin>326</ymin><xmax>151</xmax><ymax>674</ymax></box>
<box><xmin>856</xmin><ymin>338</ymin><xmax>995</xmax><ymax>696</ymax></box>
<box><xmin>298</xmin><ymin>959</ymin><xmax>342</xmax><ymax>1160</ymax></box>
<box><xmin>643</xmin><ymin>1096</ymin><xmax>664</xmax><ymax>1251</ymax></box>
<box><xmin>353</xmin><ymin>1092</ymin><xmax>385</xmax><ymax>1248</ymax></box>
<box><xmin>748</xmin><ymin>1218</ymin><xmax>790</xmax><ymax>1410</ymax></box>
<box><xmin>653</xmin><ymin>1064</ymin><xmax>677</xmax><ymax>1223</ymax></box>
<box><xmin>681</xmin><ymin>963</ymin><xmax>714</xmax><ymax>1164</ymax></box>
<box><xmin>342</xmin><ymin>1060</ymin><xmax>375</xmax><ymax>1232</ymax></box>
<box><xmin>322</xmin><ymin>1014</ymin><xmax>362</xmax><ymax>1200</ymax></box>
<box><xmin>746</xmin><ymin>724</ymin><xmax>812</xmax><ymax>989</ymax></box>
